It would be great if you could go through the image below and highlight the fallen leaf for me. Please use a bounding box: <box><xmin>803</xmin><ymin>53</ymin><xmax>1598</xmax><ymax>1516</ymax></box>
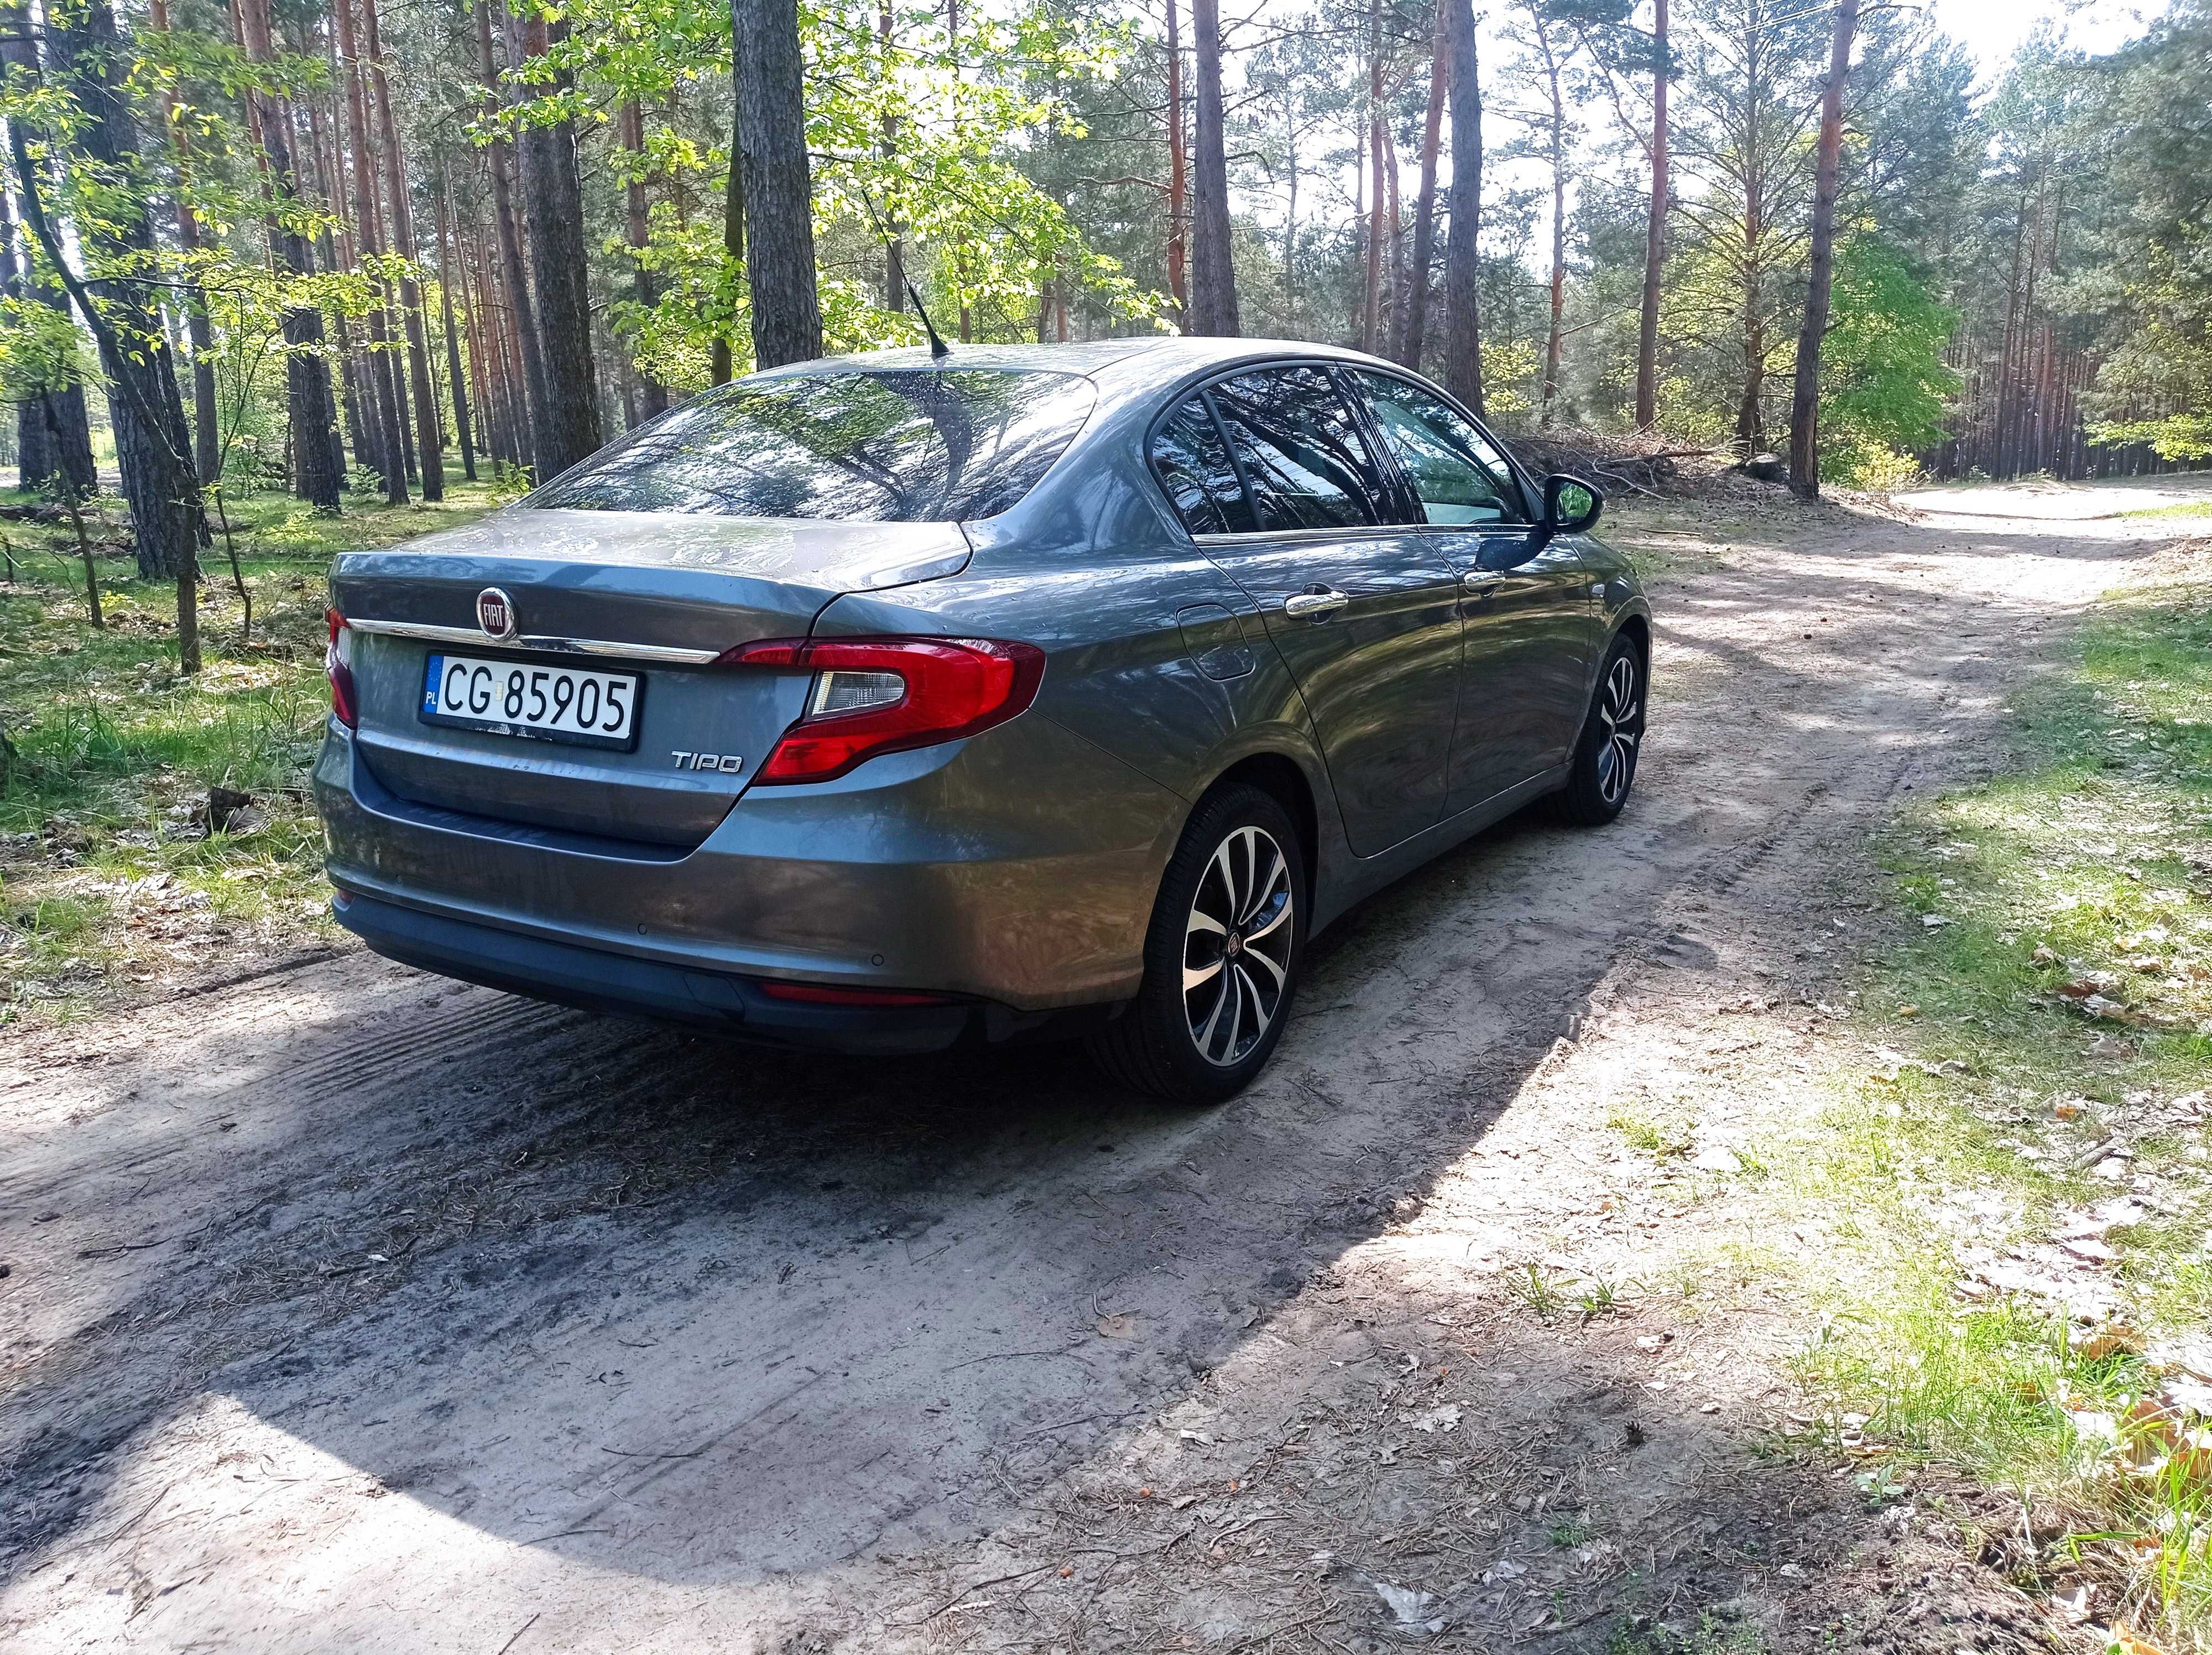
<box><xmin>2073</xmin><ymin>1323</ymin><xmax>2143</xmax><ymax>1359</ymax></box>
<box><xmin>1095</xmin><ymin>1313</ymin><xmax>1139</xmax><ymax>1340</ymax></box>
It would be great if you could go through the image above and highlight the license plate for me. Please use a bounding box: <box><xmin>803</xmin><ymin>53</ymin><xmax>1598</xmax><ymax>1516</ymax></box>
<box><xmin>420</xmin><ymin>653</ymin><xmax>643</xmax><ymax>750</ymax></box>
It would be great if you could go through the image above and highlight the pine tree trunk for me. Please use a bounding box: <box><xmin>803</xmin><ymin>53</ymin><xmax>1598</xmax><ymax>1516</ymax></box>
<box><xmin>15</xmin><ymin>395</ymin><xmax>53</xmax><ymax>491</ymax></box>
<box><xmin>619</xmin><ymin>100</ymin><xmax>669</xmax><ymax>418</ymax></box>
<box><xmin>1441</xmin><ymin>0</ymin><xmax>1484</xmax><ymax>414</ymax></box>
<box><xmin>433</xmin><ymin>166</ymin><xmax>478</xmax><ymax>480</ymax></box>
<box><xmin>1786</xmin><ymin>0</ymin><xmax>1860</xmax><ymax>498</ymax></box>
<box><xmin>517</xmin><ymin>11</ymin><xmax>602</xmax><ymax>473</ymax></box>
<box><xmin>1166</xmin><ymin>0</ymin><xmax>1187</xmax><ymax>322</ymax></box>
<box><xmin>1383</xmin><ymin>124</ymin><xmax>1402</xmax><ymax>353</ymax></box>
<box><xmin>1539</xmin><ymin>51</ymin><xmax>1566</xmax><ymax>429</ymax></box>
<box><xmin>1281</xmin><ymin>105</ymin><xmax>1299</xmax><ymax>330</ymax></box>
<box><xmin>0</xmin><ymin>184</ymin><xmax>54</xmax><ymax>489</ymax></box>
<box><xmin>470</xmin><ymin>211</ymin><xmax>524</xmax><ymax>468</ymax></box>
<box><xmin>19</xmin><ymin>7</ymin><xmax>203</xmax><ymax>665</ymax></box>
<box><xmin>711</xmin><ymin>81</ymin><xmax>743</xmax><ymax>385</ymax></box>
<box><xmin>293</xmin><ymin>92</ymin><xmax>347</xmax><ymax>488</ymax></box>
<box><xmin>879</xmin><ymin>2</ymin><xmax>905</xmax><ymax>313</ymax></box>
<box><xmin>335</xmin><ymin>0</ymin><xmax>408</xmax><ymax>501</ymax></box>
<box><xmin>950</xmin><ymin>0</ymin><xmax>971</xmax><ymax>345</ymax></box>
<box><xmin>462</xmin><ymin>215</ymin><xmax>504</xmax><ymax>466</ymax></box>
<box><xmin>237</xmin><ymin>0</ymin><xmax>342</xmax><ymax>513</ymax></box>
<box><xmin>305</xmin><ymin>92</ymin><xmax>370</xmax><ymax>481</ymax></box>
<box><xmin>1360</xmin><ymin>0</ymin><xmax>1383</xmax><ymax>352</ymax></box>
<box><xmin>733</xmin><ymin>0</ymin><xmax>822</xmax><ymax>368</ymax></box>
<box><xmin>1734</xmin><ymin>27</ymin><xmax>1766</xmax><ymax>452</ymax></box>
<box><xmin>315</xmin><ymin>60</ymin><xmax>379</xmax><ymax>477</ymax></box>
<box><xmin>1633</xmin><ymin>0</ymin><xmax>1668</xmax><ymax>429</ymax></box>
<box><xmin>0</xmin><ymin>8</ymin><xmax>98</xmax><ymax>495</ymax></box>
<box><xmin>360</xmin><ymin>0</ymin><xmax>442</xmax><ymax>498</ymax></box>
<box><xmin>147</xmin><ymin>0</ymin><xmax>222</xmax><ymax>483</ymax></box>
<box><xmin>1398</xmin><ymin>11</ymin><xmax>1448</xmax><ymax>369</ymax></box>
<box><xmin>475</xmin><ymin>0</ymin><xmax>547</xmax><ymax>472</ymax></box>
<box><xmin>1187</xmin><ymin>0</ymin><xmax>1238</xmax><ymax>336</ymax></box>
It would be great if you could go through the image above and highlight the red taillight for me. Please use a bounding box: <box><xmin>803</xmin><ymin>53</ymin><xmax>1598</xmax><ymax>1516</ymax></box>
<box><xmin>718</xmin><ymin>636</ymin><xmax>1045</xmax><ymax>784</ymax></box>
<box><xmin>754</xmin><ymin>980</ymin><xmax>952</xmax><ymax>1007</ymax></box>
<box><xmin>326</xmin><ymin>609</ymin><xmax>358</xmax><ymax>729</ymax></box>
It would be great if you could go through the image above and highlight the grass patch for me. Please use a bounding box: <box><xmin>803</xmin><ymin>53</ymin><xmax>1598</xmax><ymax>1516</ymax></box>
<box><xmin>0</xmin><ymin>473</ymin><xmax>498</xmax><ymax>1022</ymax></box>
<box><xmin>1788</xmin><ymin>553</ymin><xmax>2212</xmax><ymax>1647</ymax></box>
<box><xmin>2117</xmin><ymin>499</ymin><xmax>2212</xmax><ymax>522</ymax></box>
<box><xmin>1609</xmin><ymin>1107</ymin><xmax>1692</xmax><ymax>1158</ymax></box>
<box><xmin>1606</xmin><ymin>1611</ymin><xmax>1767</xmax><ymax>1655</ymax></box>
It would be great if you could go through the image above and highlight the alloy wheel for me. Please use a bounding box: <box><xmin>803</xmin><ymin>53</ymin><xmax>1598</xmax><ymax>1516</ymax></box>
<box><xmin>1182</xmin><ymin>825</ymin><xmax>1295</xmax><ymax>1067</ymax></box>
<box><xmin>1594</xmin><ymin>652</ymin><xmax>1642</xmax><ymax>805</ymax></box>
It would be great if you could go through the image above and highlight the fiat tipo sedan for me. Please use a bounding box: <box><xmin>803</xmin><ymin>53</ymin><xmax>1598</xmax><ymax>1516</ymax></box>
<box><xmin>317</xmin><ymin>339</ymin><xmax>1650</xmax><ymax>1101</ymax></box>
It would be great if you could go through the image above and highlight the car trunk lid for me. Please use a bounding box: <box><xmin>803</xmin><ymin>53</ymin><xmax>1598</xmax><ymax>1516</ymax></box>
<box><xmin>331</xmin><ymin>510</ymin><xmax>970</xmax><ymax>849</ymax></box>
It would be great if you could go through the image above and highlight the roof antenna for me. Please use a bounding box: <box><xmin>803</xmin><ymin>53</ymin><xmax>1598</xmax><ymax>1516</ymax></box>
<box><xmin>905</xmin><ymin>280</ymin><xmax>952</xmax><ymax>361</ymax></box>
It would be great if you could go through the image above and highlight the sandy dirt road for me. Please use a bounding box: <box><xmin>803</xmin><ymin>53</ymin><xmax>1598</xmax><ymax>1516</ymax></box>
<box><xmin>0</xmin><ymin>480</ymin><xmax>2197</xmax><ymax>1652</ymax></box>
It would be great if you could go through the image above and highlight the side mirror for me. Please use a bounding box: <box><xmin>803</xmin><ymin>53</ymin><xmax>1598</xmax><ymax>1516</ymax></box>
<box><xmin>1542</xmin><ymin>473</ymin><xmax>1604</xmax><ymax>537</ymax></box>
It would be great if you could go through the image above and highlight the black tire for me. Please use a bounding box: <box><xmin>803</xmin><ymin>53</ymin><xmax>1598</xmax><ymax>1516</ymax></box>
<box><xmin>1086</xmin><ymin>783</ymin><xmax>1307</xmax><ymax>1105</ymax></box>
<box><xmin>1550</xmin><ymin>633</ymin><xmax>1646</xmax><ymax>827</ymax></box>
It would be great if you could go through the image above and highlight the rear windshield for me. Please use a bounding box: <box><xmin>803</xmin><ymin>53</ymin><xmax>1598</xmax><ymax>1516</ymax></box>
<box><xmin>526</xmin><ymin>369</ymin><xmax>1095</xmax><ymax>522</ymax></box>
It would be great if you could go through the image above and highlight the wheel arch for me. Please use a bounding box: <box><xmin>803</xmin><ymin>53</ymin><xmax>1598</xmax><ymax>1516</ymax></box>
<box><xmin>1199</xmin><ymin>751</ymin><xmax>1322</xmax><ymax>901</ymax></box>
<box><xmin>1613</xmin><ymin>608</ymin><xmax>1651</xmax><ymax>658</ymax></box>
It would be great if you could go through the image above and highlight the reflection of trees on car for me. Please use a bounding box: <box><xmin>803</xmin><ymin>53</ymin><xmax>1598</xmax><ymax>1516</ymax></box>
<box><xmin>1210</xmin><ymin>368</ymin><xmax>1384</xmax><ymax>530</ymax></box>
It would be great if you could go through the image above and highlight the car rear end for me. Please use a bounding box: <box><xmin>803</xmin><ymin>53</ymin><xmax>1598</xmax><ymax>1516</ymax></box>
<box><xmin>315</xmin><ymin>360</ymin><xmax>1183</xmax><ymax>1052</ymax></box>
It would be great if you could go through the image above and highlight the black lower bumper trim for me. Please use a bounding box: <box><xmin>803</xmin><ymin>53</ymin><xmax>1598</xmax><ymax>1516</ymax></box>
<box><xmin>331</xmin><ymin>889</ymin><xmax>1082</xmax><ymax>1055</ymax></box>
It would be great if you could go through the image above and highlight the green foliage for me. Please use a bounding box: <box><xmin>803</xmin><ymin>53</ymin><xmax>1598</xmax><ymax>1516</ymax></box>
<box><xmin>2084</xmin><ymin>0</ymin><xmax>2212</xmax><ymax>455</ymax></box>
<box><xmin>1817</xmin><ymin>238</ymin><xmax>1957</xmax><ymax>485</ymax></box>
<box><xmin>0</xmin><ymin>291</ymin><xmax>90</xmax><ymax>402</ymax></box>
<box><xmin>515</xmin><ymin>0</ymin><xmax>1157</xmax><ymax>388</ymax></box>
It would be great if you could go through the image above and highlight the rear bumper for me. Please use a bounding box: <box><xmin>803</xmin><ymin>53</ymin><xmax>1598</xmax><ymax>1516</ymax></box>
<box><xmin>314</xmin><ymin>712</ymin><xmax>1183</xmax><ymax>1014</ymax></box>
<box><xmin>332</xmin><ymin>889</ymin><xmax>1095</xmax><ymax>1053</ymax></box>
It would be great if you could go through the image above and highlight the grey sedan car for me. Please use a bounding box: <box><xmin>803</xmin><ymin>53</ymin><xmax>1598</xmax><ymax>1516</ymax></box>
<box><xmin>317</xmin><ymin>339</ymin><xmax>1650</xmax><ymax>1102</ymax></box>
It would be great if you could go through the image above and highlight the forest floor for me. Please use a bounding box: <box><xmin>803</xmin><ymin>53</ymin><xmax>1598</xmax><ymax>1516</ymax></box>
<box><xmin>1</xmin><ymin>473</ymin><xmax>2210</xmax><ymax>1654</ymax></box>
<box><xmin>0</xmin><ymin>473</ymin><xmax>505</xmax><ymax>1024</ymax></box>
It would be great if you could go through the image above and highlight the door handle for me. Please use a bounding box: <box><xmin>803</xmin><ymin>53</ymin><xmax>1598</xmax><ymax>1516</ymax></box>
<box><xmin>1283</xmin><ymin>586</ymin><xmax>1349</xmax><ymax>621</ymax></box>
<box><xmin>1462</xmin><ymin>574</ymin><xmax>1503</xmax><ymax>599</ymax></box>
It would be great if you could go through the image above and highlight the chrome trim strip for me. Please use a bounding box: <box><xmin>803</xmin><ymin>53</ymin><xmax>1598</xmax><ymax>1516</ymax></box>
<box><xmin>1192</xmin><ymin>522</ymin><xmax>1530</xmax><ymax>547</ymax></box>
<box><xmin>345</xmin><ymin>617</ymin><xmax>722</xmax><ymax>665</ymax></box>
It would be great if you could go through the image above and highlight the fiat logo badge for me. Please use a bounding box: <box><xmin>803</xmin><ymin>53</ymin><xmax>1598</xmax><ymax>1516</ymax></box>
<box><xmin>476</xmin><ymin>587</ymin><xmax>517</xmax><ymax>641</ymax></box>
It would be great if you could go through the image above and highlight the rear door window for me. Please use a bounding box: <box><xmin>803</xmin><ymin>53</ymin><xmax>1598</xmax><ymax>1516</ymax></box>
<box><xmin>1354</xmin><ymin>372</ymin><xmax>1525</xmax><ymax>525</ymax></box>
<box><xmin>1209</xmin><ymin>366</ymin><xmax>1389</xmax><ymax>532</ymax></box>
<box><xmin>1151</xmin><ymin>393</ymin><xmax>1255</xmax><ymax>536</ymax></box>
<box><xmin>527</xmin><ymin>369</ymin><xmax>1095</xmax><ymax>522</ymax></box>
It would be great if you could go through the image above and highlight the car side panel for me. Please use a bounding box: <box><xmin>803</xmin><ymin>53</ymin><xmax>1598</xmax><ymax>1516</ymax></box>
<box><xmin>813</xmin><ymin>442</ymin><xmax>1357</xmax><ymax>963</ymax></box>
